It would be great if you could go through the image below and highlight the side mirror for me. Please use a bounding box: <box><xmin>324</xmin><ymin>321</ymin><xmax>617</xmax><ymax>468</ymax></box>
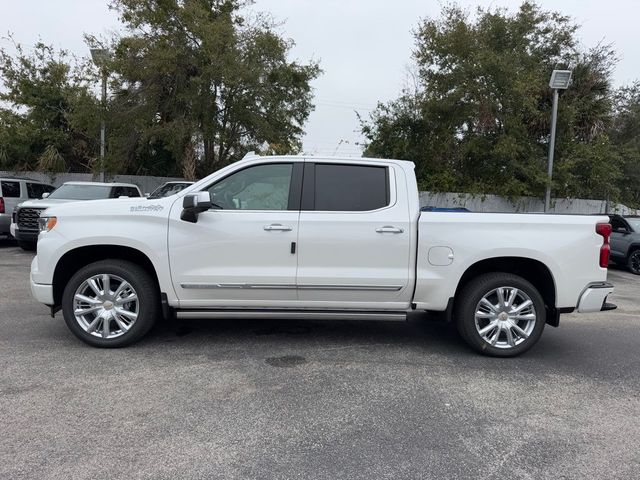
<box><xmin>181</xmin><ymin>191</ymin><xmax>212</xmax><ymax>223</ymax></box>
<box><xmin>614</xmin><ymin>227</ymin><xmax>630</xmax><ymax>234</ymax></box>
<box><xmin>42</xmin><ymin>192</ymin><xmax>50</xmax><ymax>199</ymax></box>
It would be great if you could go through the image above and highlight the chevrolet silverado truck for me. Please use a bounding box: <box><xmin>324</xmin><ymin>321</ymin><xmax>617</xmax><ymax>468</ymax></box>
<box><xmin>30</xmin><ymin>154</ymin><xmax>616</xmax><ymax>356</ymax></box>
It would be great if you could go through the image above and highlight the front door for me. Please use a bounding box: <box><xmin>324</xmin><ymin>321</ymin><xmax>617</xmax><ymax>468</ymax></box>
<box><xmin>168</xmin><ymin>162</ymin><xmax>302</xmax><ymax>308</ymax></box>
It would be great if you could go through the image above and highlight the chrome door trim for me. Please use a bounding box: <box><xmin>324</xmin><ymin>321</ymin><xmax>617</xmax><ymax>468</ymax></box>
<box><xmin>181</xmin><ymin>283</ymin><xmax>297</xmax><ymax>290</ymax></box>
<box><xmin>296</xmin><ymin>284</ymin><xmax>403</xmax><ymax>291</ymax></box>
<box><xmin>180</xmin><ymin>283</ymin><xmax>403</xmax><ymax>291</ymax></box>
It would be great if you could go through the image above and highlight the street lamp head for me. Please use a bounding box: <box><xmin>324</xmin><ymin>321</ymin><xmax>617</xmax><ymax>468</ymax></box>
<box><xmin>90</xmin><ymin>48</ymin><xmax>111</xmax><ymax>67</ymax></box>
<box><xmin>549</xmin><ymin>69</ymin><xmax>572</xmax><ymax>90</ymax></box>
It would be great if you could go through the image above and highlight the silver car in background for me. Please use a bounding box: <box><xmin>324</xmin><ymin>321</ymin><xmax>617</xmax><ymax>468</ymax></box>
<box><xmin>0</xmin><ymin>177</ymin><xmax>55</xmax><ymax>239</ymax></box>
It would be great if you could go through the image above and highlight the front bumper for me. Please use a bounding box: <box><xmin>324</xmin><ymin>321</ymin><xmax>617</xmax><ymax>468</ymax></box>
<box><xmin>0</xmin><ymin>213</ymin><xmax>10</xmax><ymax>235</ymax></box>
<box><xmin>577</xmin><ymin>282</ymin><xmax>615</xmax><ymax>313</ymax></box>
<box><xmin>30</xmin><ymin>256</ymin><xmax>54</xmax><ymax>305</ymax></box>
<box><xmin>15</xmin><ymin>228</ymin><xmax>39</xmax><ymax>243</ymax></box>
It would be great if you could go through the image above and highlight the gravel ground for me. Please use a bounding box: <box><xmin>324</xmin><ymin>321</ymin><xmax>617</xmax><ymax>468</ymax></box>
<box><xmin>1</xmin><ymin>238</ymin><xmax>639</xmax><ymax>479</ymax></box>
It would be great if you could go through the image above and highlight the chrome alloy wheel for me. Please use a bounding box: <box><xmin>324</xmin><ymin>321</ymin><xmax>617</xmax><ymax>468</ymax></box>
<box><xmin>73</xmin><ymin>274</ymin><xmax>139</xmax><ymax>339</ymax></box>
<box><xmin>474</xmin><ymin>287</ymin><xmax>537</xmax><ymax>349</ymax></box>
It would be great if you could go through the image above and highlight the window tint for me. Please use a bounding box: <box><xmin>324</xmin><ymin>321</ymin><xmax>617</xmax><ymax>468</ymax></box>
<box><xmin>610</xmin><ymin>216</ymin><xmax>628</xmax><ymax>231</ymax></box>
<box><xmin>148</xmin><ymin>182</ymin><xmax>192</xmax><ymax>199</ymax></box>
<box><xmin>111</xmin><ymin>186</ymin><xmax>140</xmax><ymax>198</ymax></box>
<box><xmin>313</xmin><ymin>164</ymin><xmax>388</xmax><ymax>211</ymax></box>
<box><xmin>207</xmin><ymin>163</ymin><xmax>293</xmax><ymax>210</ymax></box>
<box><xmin>27</xmin><ymin>183</ymin><xmax>53</xmax><ymax>199</ymax></box>
<box><xmin>1</xmin><ymin>181</ymin><xmax>20</xmax><ymax>197</ymax></box>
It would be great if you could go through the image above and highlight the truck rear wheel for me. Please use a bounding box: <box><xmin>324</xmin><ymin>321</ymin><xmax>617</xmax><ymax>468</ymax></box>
<box><xmin>455</xmin><ymin>273</ymin><xmax>546</xmax><ymax>357</ymax></box>
<box><xmin>61</xmin><ymin>260</ymin><xmax>159</xmax><ymax>347</ymax></box>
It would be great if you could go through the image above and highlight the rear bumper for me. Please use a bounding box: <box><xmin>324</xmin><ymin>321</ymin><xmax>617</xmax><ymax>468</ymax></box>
<box><xmin>576</xmin><ymin>282</ymin><xmax>615</xmax><ymax>313</ymax></box>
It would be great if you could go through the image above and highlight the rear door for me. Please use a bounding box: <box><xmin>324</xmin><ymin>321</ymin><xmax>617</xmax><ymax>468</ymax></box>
<box><xmin>296</xmin><ymin>161</ymin><xmax>413</xmax><ymax>309</ymax></box>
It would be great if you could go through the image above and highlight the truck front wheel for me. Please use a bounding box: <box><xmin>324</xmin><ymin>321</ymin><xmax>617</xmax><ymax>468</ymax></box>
<box><xmin>455</xmin><ymin>273</ymin><xmax>546</xmax><ymax>357</ymax></box>
<box><xmin>61</xmin><ymin>259</ymin><xmax>159</xmax><ymax>347</ymax></box>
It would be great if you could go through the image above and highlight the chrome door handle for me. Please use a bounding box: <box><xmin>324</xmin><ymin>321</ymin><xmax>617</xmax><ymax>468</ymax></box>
<box><xmin>264</xmin><ymin>224</ymin><xmax>292</xmax><ymax>231</ymax></box>
<box><xmin>376</xmin><ymin>226</ymin><xmax>404</xmax><ymax>234</ymax></box>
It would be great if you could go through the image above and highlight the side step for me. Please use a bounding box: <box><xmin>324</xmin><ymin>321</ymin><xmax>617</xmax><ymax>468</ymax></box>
<box><xmin>175</xmin><ymin>309</ymin><xmax>408</xmax><ymax>322</ymax></box>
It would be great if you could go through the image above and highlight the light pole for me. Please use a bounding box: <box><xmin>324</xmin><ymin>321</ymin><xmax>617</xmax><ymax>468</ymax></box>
<box><xmin>544</xmin><ymin>69</ymin><xmax>572</xmax><ymax>212</ymax></box>
<box><xmin>90</xmin><ymin>48</ymin><xmax>111</xmax><ymax>182</ymax></box>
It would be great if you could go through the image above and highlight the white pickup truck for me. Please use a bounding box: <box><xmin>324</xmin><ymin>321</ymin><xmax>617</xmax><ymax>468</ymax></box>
<box><xmin>30</xmin><ymin>153</ymin><xmax>616</xmax><ymax>356</ymax></box>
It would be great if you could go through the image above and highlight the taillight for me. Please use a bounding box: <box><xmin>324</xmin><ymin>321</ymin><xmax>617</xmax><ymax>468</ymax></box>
<box><xmin>0</xmin><ymin>197</ymin><xmax>4</xmax><ymax>214</ymax></box>
<box><xmin>596</xmin><ymin>223</ymin><xmax>612</xmax><ymax>268</ymax></box>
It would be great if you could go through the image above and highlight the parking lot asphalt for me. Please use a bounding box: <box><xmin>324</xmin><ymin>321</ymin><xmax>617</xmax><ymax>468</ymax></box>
<box><xmin>1</xmin><ymin>238</ymin><xmax>639</xmax><ymax>480</ymax></box>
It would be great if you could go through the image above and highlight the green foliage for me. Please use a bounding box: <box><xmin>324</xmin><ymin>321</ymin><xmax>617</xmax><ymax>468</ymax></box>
<box><xmin>99</xmin><ymin>0</ymin><xmax>320</xmax><ymax>176</ymax></box>
<box><xmin>0</xmin><ymin>0</ymin><xmax>319</xmax><ymax>178</ymax></box>
<box><xmin>0</xmin><ymin>42</ymin><xmax>99</xmax><ymax>172</ymax></box>
<box><xmin>362</xmin><ymin>2</ymin><xmax>636</xmax><ymax>205</ymax></box>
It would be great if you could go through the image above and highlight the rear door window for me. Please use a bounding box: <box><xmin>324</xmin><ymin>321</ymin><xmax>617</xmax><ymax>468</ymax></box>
<box><xmin>0</xmin><ymin>181</ymin><xmax>20</xmax><ymax>197</ymax></box>
<box><xmin>311</xmin><ymin>164</ymin><xmax>389</xmax><ymax>211</ymax></box>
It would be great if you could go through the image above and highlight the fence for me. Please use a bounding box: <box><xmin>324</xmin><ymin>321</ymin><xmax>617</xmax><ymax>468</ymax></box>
<box><xmin>2</xmin><ymin>170</ymin><xmax>637</xmax><ymax>214</ymax></box>
<box><xmin>419</xmin><ymin>191</ymin><xmax>639</xmax><ymax>215</ymax></box>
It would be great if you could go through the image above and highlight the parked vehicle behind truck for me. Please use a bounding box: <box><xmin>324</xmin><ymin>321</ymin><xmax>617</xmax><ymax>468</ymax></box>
<box><xmin>12</xmin><ymin>181</ymin><xmax>142</xmax><ymax>250</ymax></box>
<box><xmin>608</xmin><ymin>214</ymin><xmax>640</xmax><ymax>274</ymax></box>
<box><xmin>0</xmin><ymin>177</ymin><xmax>55</xmax><ymax>239</ymax></box>
<box><xmin>29</xmin><ymin>154</ymin><xmax>615</xmax><ymax>356</ymax></box>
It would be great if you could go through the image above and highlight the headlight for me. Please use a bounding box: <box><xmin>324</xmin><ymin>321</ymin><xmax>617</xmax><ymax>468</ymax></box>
<box><xmin>38</xmin><ymin>216</ymin><xmax>57</xmax><ymax>233</ymax></box>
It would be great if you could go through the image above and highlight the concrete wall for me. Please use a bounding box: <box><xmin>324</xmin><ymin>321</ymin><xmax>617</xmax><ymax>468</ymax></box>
<box><xmin>2</xmin><ymin>170</ymin><xmax>638</xmax><ymax>214</ymax></box>
<box><xmin>419</xmin><ymin>191</ymin><xmax>639</xmax><ymax>215</ymax></box>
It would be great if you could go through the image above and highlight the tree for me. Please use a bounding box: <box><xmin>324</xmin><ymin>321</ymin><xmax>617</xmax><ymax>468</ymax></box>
<box><xmin>610</xmin><ymin>83</ymin><xmax>640</xmax><ymax>207</ymax></box>
<box><xmin>99</xmin><ymin>0</ymin><xmax>320</xmax><ymax>177</ymax></box>
<box><xmin>362</xmin><ymin>2</ymin><xmax>622</xmax><ymax>201</ymax></box>
<box><xmin>0</xmin><ymin>42</ymin><xmax>100</xmax><ymax>172</ymax></box>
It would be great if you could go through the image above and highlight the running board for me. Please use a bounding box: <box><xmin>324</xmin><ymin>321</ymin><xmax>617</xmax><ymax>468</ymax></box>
<box><xmin>175</xmin><ymin>309</ymin><xmax>408</xmax><ymax>322</ymax></box>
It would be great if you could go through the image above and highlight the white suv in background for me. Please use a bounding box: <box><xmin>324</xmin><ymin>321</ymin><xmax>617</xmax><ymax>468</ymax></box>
<box><xmin>1</xmin><ymin>177</ymin><xmax>55</xmax><ymax>239</ymax></box>
<box><xmin>12</xmin><ymin>181</ymin><xmax>142</xmax><ymax>250</ymax></box>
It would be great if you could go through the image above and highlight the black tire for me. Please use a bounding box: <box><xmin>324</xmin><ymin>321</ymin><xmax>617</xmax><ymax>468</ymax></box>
<box><xmin>62</xmin><ymin>259</ymin><xmax>160</xmax><ymax>347</ymax></box>
<box><xmin>628</xmin><ymin>250</ymin><xmax>640</xmax><ymax>275</ymax></box>
<box><xmin>18</xmin><ymin>240</ymin><xmax>36</xmax><ymax>251</ymax></box>
<box><xmin>454</xmin><ymin>273</ymin><xmax>546</xmax><ymax>357</ymax></box>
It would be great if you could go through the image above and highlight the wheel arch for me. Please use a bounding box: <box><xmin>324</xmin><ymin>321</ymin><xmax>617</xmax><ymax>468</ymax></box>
<box><xmin>453</xmin><ymin>256</ymin><xmax>559</xmax><ymax>326</ymax></box>
<box><xmin>52</xmin><ymin>245</ymin><xmax>160</xmax><ymax>307</ymax></box>
<box><xmin>627</xmin><ymin>243</ymin><xmax>640</xmax><ymax>256</ymax></box>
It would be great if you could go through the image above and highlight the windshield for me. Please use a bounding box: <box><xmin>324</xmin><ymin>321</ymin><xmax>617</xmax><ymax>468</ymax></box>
<box><xmin>148</xmin><ymin>182</ymin><xmax>192</xmax><ymax>199</ymax></box>
<box><xmin>626</xmin><ymin>218</ymin><xmax>640</xmax><ymax>232</ymax></box>
<box><xmin>48</xmin><ymin>184</ymin><xmax>112</xmax><ymax>200</ymax></box>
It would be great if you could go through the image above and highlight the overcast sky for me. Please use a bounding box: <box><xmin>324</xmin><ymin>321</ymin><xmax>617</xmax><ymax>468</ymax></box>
<box><xmin>2</xmin><ymin>0</ymin><xmax>639</xmax><ymax>157</ymax></box>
